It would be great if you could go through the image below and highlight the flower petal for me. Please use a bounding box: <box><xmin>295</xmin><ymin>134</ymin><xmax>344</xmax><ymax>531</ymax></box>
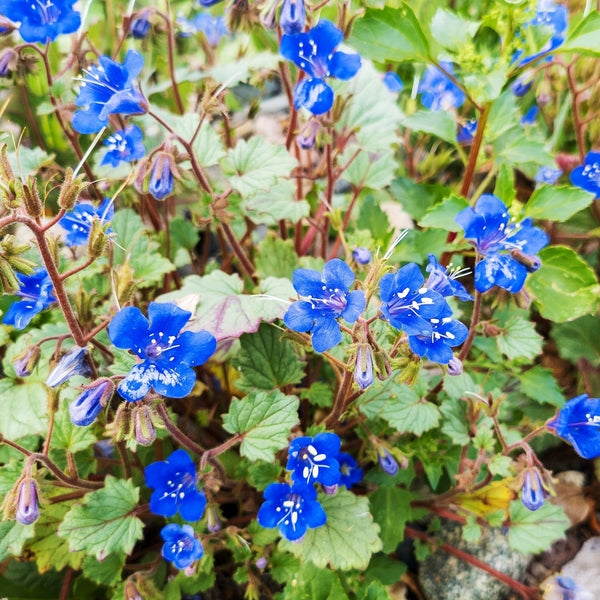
<box><xmin>328</xmin><ymin>51</ymin><xmax>361</xmax><ymax>80</ymax></box>
<box><xmin>151</xmin><ymin>363</ymin><xmax>197</xmax><ymax>399</ymax></box>
<box><xmin>322</xmin><ymin>258</ymin><xmax>355</xmax><ymax>291</ymax></box>
<box><xmin>108</xmin><ymin>306</ymin><xmax>150</xmax><ymax>354</ymax></box>
<box><xmin>175</xmin><ymin>330</ymin><xmax>217</xmax><ymax>367</ymax></box>
<box><xmin>294</xmin><ymin>78</ymin><xmax>334</xmax><ymax>115</ymax></box>
<box><xmin>179</xmin><ymin>489</ymin><xmax>207</xmax><ymax>522</ymax></box>
<box><xmin>341</xmin><ymin>290</ymin><xmax>366</xmax><ymax>324</ymax></box>
<box><xmin>309</xmin><ymin>19</ymin><xmax>343</xmax><ymax>58</ymax></box>
<box><xmin>117</xmin><ymin>362</ymin><xmax>155</xmax><ymax>401</ymax></box>
<box><xmin>475</xmin><ymin>254</ymin><xmax>527</xmax><ymax>293</ymax></box>
<box><xmin>311</xmin><ymin>317</ymin><xmax>342</xmax><ymax>352</ymax></box>
<box><xmin>147</xmin><ymin>302</ymin><xmax>192</xmax><ymax>338</ymax></box>
<box><xmin>284</xmin><ymin>301</ymin><xmax>316</xmax><ymax>332</ymax></box>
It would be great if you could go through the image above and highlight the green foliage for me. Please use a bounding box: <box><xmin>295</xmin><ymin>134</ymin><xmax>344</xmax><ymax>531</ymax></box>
<box><xmin>496</xmin><ymin>316</ymin><xmax>543</xmax><ymax>360</ymax></box>
<box><xmin>552</xmin><ymin>315</ymin><xmax>600</xmax><ymax>366</ymax></box>
<box><xmin>369</xmin><ymin>486</ymin><xmax>415</xmax><ymax>552</ymax></box>
<box><xmin>0</xmin><ymin>380</ymin><xmax>47</xmax><ymax>439</ymax></box>
<box><xmin>508</xmin><ymin>501</ymin><xmax>570</xmax><ymax>554</ymax></box>
<box><xmin>524</xmin><ymin>186</ymin><xmax>595</xmax><ymax>222</ymax></box>
<box><xmin>419</xmin><ymin>195</ymin><xmax>469</xmax><ymax>231</ymax></box>
<box><xmin>519</xmin><ymin>366</ymin><xmax>565</xmax><ymax>407</ymax></box>
<box><xmin>561</xmin><ymin>10</ymin><xmax>600</xmax><ymax>55</ymax></box>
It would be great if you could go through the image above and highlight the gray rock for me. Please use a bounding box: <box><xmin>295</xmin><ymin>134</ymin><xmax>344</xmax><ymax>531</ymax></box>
<box><xmin>419</xmin><ymin>520</ymin><xmax>530</xmax><ymax>600</ymax></box>
<box><xmin>559</xmin><ymin>537</ymin><xmax>600</xmax><ymax>598</ymax></box>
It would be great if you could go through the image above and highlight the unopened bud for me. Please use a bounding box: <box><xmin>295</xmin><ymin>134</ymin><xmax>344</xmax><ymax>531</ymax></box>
<box><xmin>260</xmin><ymin>0</ymin><xmax>281</xmax><ymax>28</ymax></box>
<box><xmin>510</xmin><ymin>249</ymin><xmax>541</xmax><ymax>273</ymax></box>
<box><xmin>70</xmin><ymin>379</ymin><xmax>113</xmax><ymax>427</ymax></box>
<box><xmin>354</xmin><ymin>345</ymin><xmax>374</xmax><ymax>390</ymax></box>
<box><xmin>207</xmin><ymin>505</ymin><xmax>221</xmax><ymax>532</ymax></box>
<box><xmin>0</xmin><ymin>144</ymin><xmax>14</xmax><ymax>183</ymax></box>
<box><xmin>57</xmin><ymin>168</ymin><xmax>90</xmax><ymax>210</ymax></box>
<box><xmin>256</xmin><ymin>557</ymin><xmax>268</xmax><ymax>569</ymax></box>
<box><xmin>18</xmin><ymin>176</ymin><xmax>43</xmax><ymax>218</ymax></box>
<box><xmin>87</xmin><ymin>218</ymin><xmax>110</xmax><ymax>258</ymax></box>
<box><xmin>133</xmin><ymin>405</ymin><xmax>156</xmax><ymax>446</ymax></box>
<box><xmin>377</xmin><ymin>446</ymin><xmax>398</xmax><ymax>476</ymax></box>
<box><xmin>521</xmin><ymin>468</ymin><xmax>549</xmax><ymax>512</ymax></box>
<box><xmin>130</xmin><ymin>9</ymin><xmax>151</xmax><ymax>39</ymax></box>
<box><xmin>124</xmin><ymin>580</ymin><xmax>143</xmax><ymax>600</ymax></box>
<box><xmin>16</xmin><ymin>478</ymin><xmax>39</xmax><ymax>525</ymax></box>
<box><xmin>0</xmin><ymin>47</ymin><xmax>16</xmax><ymax>78</ymax></box>
<box><xmin>280</xmin><ymin>0</ymin><xmax>305</xmax><ymax>35</ymax></box>
<box><xmin>447</xmin><ymin>357</ymin><xmax>463</xmax><ymax>376</ymax></box>
<box><xmin>46</xmin><ymin>346</ymin><xmax>91</xmax><ymax>388</ymax></box>
<box><xmin>322</xmin><ymin>484</ymin><xmax>338</xmax><ymax>495</ymax></box>
<box><xmin>352</xmin><ymin>247</ymin><xmax>371</xmax><ymax>265</ymax></box>
<box><xmin>13</xmin><ymin>345</ymin><xmax>41</xmax><ymax>377</ymax></box>
<box><xmin>148</xmin><ymin>152</ymin><xmax>175</xmax><ymax>201</ymax></box>
<box><xmin>296</xmin><ymin>120</ymin><xmax>319</xmax><ymax>150</ymax></box>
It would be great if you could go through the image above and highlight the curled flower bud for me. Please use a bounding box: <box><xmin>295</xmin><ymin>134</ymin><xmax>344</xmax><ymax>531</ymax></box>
<box><xmin>521</xmin><ymin>468</ymin><xmax>549</xmax><ymax>511</ymax></box>
<box><xmin>377</xmin><ymin>446</ymin><xmax>398</xmax><ymax>476</ymax></box>
<box><xmin>69</xmin><ymin>379</ymin><xmax>113</xmax><ymax>427</ymax></box>
<box><xmin>280</xmin><ymin>0</ymin><xmax>305</xmax><ymax>35</ymax></box>
<box><xmin>124</xmin><ymin>580</ymin><xmax>143</xmax><ymax>600</ymax></box>
<box><xmin>296</xmin><ymin>120</ymin><xmax>319</xmax><ymax>150</ymax></box>
<box><xmin>256</xmin><ymin>557</ymin><xmax>268</xmax><ymax>569</ymax></box>
<box><xmin>207</xmin><ymin>505</ymin><xmax>221</xmax><ymax>532</ymax></box>
<box><xmin>148</xmin><ymin>152</ymin><xmax>175</xmax><ymax>201</ymax></box>
<box><xmin>46</xmin><ymin>346</ymin><xmax>91</xmax><ymax>388</ymax></box>
<box><xmin>322</xmin><ymin>483</ymin><xmax>338</xmax><ymax>495</ymax></box>
<box><xmin>16</xmin><ymin>479</ymin><xmax>39</xmax><ymax>525</ymax></box>
<box><xmin>447</xmin><ymin>357</ymin><xmax>463</xmax><ymax>376</ymax></box>
<box><xmin>354</xmin><ymin>345</ymin><xmax>374</xmax><ymax>390</ymax></box>
<box><xmin>0</xmin><ymin>48</ymin><xmax>16</xmax><ymax>78</ymax></box>
<box><xmin>260</xmin><ymin>0</ymin><xmax>281</xmax><ymax>28</ymax></box>
<box><xmin>13</xmin><ymin>345</ymin><xmax>41</xmax><ymax>377</ymax></box>
<box><xmin>133</xmin><ymin>405</ymin><xmax>156</xmax><ymax>446</ymax></box>
<box><xmin>131</xmin><ymin>10</ymin><xmax>151</xmax><ymax>39</ymax></box>
<box><xmin>352</xmin><ymin>247</ymin><xmax>371</xmax><ymax>265</ymax></box>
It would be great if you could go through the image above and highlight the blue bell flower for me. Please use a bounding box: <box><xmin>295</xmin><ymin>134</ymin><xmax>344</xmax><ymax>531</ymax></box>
<box><xmin>457</xmin><ymin>119</ymin><xmax>477</xmax><ymax>145</ymax></box>
<box><xmin>570</xmin><ymin>151</ymin><xmax>600</xmax><ymax>198</ymax></box>
<box><xmin>108</xmin><ymin>302</ymin><xmax>216</xmax><ymax>402</ymax></box>
<box><xmin>352</xmin><ymin>247</ymin><xmax>371</xmax><ymax>265</ymax></box>
<box><xmin>58</xmin><ymin>197</ymin><xmax>114</xmax><ymax>247</ymax></box>
<box><xmin>337</xmin><ymin>452</ymin><xmax>363</xmax><ymax>488</ymax></box>
<box><xmin>2</xmin><ymin>268</ymin><xmax>55</xmax><ymax>330</ymax></box>
<box><xmin>425</xmin><ymin>254</ymin><xmax>473</xmax><ymax>302</ymax></box>
<box><xmin>101</xmin><ymin>125</ymin><xmax>146</xmax><ymax>168</ymax></box>
<box><xmin>383</xmin><ymin>71</ymin><xmax>403</xmax><ymax>93</ymax></box>
<box><xmin>46</xmin><ymin>346</ymin><xmax>91</xmax><ymax>387</ymax></box>
<box><xmin>377</xmin><ymin>446</ymin><xmax>398</xmax><ymax>476</ymax></box>
<box><xmin>280</xmin><ymin>19</ymin><xmax>361</xmax><ymax>115</ymax></box>
<box><xmin>16</xmin><ymin>479</ymin><xmax>39</xmax><ymax>525</ymax></box>
<box><xmin>354</xmin><ymin>345</ymin><xmax>374</xmax><ymax>390</ymax></box>
<box><xmin>279</xmin><ymin>0</ymin><xmax>305</xmax><ymax>35</ymax></box>
<box><xmin>520</xmin><ymin>468</ymin><xmax>549</xmax><ymax>511</ymax></box>
<box><xmin>193</xmin><ymin>12</ymin><xmax>228</xmax><ymax>47</ymax></box>
<box><xmin>69</xmin><ymin>379</ymin><xmax>113</xmax><ymax>427</ymax></box>
<box><xmin>161</xmin><ymin>523</ymin><xmax>204</xmax><ymax>569</ymax></box>
<box><xmin>535</xmin><ymin>165</ymin><xmax>562</xmax><ymax>184</ymax></box>
<box><xmin>418</xmin><ymin>61</ymin><xmax>466</xmax><ymax>112</ymax></box>
<box><xmin>131</xmin><ymin>10</ymin><xmax>151</xmax><ymax>39</ymax></box>
<box><xmin>286</xmin><ymin>432</ymin><xmax>341</xmax><ymax>488</ymax></box>
<box><xmin>148</xmin><ymin>152</ymin><xmax>175</xmax><ymax>200</ymax></box>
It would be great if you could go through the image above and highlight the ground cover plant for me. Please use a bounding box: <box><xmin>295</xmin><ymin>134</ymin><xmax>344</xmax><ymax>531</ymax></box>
<box><xmin>0</xmin><ymin>0</ymin><xmax>599</xmax><ymax>598</ymax></box>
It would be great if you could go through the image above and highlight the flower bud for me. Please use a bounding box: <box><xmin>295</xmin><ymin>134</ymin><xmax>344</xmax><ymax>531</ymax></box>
<box><xmin>0</xmin><ymin>48</ymin><xmax>16</xmax><ymax>78</ymax></box>
<box><xmin>447</xmin><ymin>357</ymin><xmax>463</xmax><ymax>376</ymax></box>
<box><xmin>57</xmin><ymin>168</ymin><xmax>90</xmax><ymax>210</ymax></box>
<box><xmin>69</xmin><ymin>379</ymin><xmax>113</xmax><ymax>427</ymax></box>
<box><xmin>133</xmin><ymin>404</ymin><xmax>156</xmax><ymax>446</ymax></box>
<box><xmin>354</xmin><ymin>345</ymin><xmax>374</xmax><ymax>390</ymax></box>
<box><xmin>296</xmin><ymin>120</ymin><xmax>318</xmax><ymax>150</ymax></box>
<box><xmin>256</xmin><ymin>557</ymin><xmax>268</xmax><ymax>569</ymax></box>
<box><xmin>207</xmin><ymin>505</ymin><xmax>221</xmax><ymax>532</ymax></box>
<box><xmin>260</xmin><ymin>0</ymin><xmax>281</xmax><ymax>28</ymax></box>
<box><xmin>0</xmin><ymin>144</ymin><xmax>14</xmax><ymax>183</ymax></box>
<box><xmin>87</xmin><ymin>218</ymin><xmax>111</xmax><ymax>258</ymax></box>
<box><xmin>13</xmin><ymin>345</ymin><xmax>41</xmax><ymax>377</ymax></box>
<box><xmin>148</xmin><ymin>152</ymin><xmax>175</xmax><ymax>200</ymax></box>
<box><xmin>377</xmin><ymin>446</ymin><xmax>398</xmax><ymax>476</ymax></box>
<box><xmin>521</xmin><ymin>468</ymin><xmax>549</xmax><ymax>511</ymax></box>
<box><xmin>510</xmin><ymin>72</ymin><xmax>533</xmax><ymax>97</ymax></box>
<box><xmin>279</xmin><ymin>0</ymin><xmax>305</xmax><ymax>35</ymax></box>
<box><xmin>124</xmin><ymin>580</ymin><xmax>143</xmax><ymax>600</ymax></box>
<box><xmin>131</xmin><ymin>10</ymin><xmax>151</xmax><ymax>39</ymax></box>
<box><xmin>16</xmin><ymin>479</ymin><xmax>39</xmax><ymax>525</ymax></box>
<box><xmin>322</xmin><ymin>484</ymin><xmax>338</xmax><ymax>495</ymax></box>
<box><xmin>46</xmin><ymin>346</ymin><xmax>91</xmax><ymax>388</ymax></box>
<box><xmin>352</xmin><ymin>247</ymin><xmax>371</xmax><ymax>265</ymax></box>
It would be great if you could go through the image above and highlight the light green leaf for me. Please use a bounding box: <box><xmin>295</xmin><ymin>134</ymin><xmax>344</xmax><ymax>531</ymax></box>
<box><xmin>496</xmin><ymin>316</ymin><xmax>543</xmax><ymax>360</ymax></box>
<box><xmin>222</xmin><ymin>390</ymin><xmax>299</xmax><ymax>462</ymax></box>
<box><xmin>348</xmin><ymin>4</ymin><xmax>431</xmax><ymax>62</ymax></box>
<box><xmin>493</xmin><ymin>163</ymin><xmax>516</xmax><ymax>206</ymax></box>
<box><xmin>58</xmin><ymin>476</ymin><xmax>143</xmax><ymax>561</ymax></box>
<box><xmin>419</xmin><ymin>195</ymin><xmax>468</xmax><ymax>231</ymax></box>
<box><xmin>280</xmin><ymin>488</ymin><xmax>382</xmax><ymax>570</ymax></box>
<box><xmin>233</xmin><ymin>323</ymin><xmax>305</xmax><ymax>392</ymax></box>
<box><xmin>0</xmin><ymin>520</ymin><xmax>36</xmax><ymax>562</ymax></box>
<box><xmin>440</xmin><ymin>396</ymin><xmax>470</xmax><ymax>445</ymax></box>
<box><xmin>430</xmin><ymin>9</ymin><xmax>481</xmax><ymax>51</ymax></box>
<box><xmin>255</xmin><ymin>235</ymin><xmax>300</xmax><ymax>280</ymax></box>
<box><xmin>226</xmin><ymin>137</ymin><xmax>298</xmax><ymax>197</ymax></box>
<box><xmin>82</xmin><ymin>553</ymin><xmax>126</xmax><ymax>586</ymax></box>
<box><xmin>7</xmin><ymin>146</ymin><xmax>55</xmax><ymax>178</ymax></box>
<box><xmin>247</xmin><ymin>462</ymin><xmax>282</xmax><ymax>491</ymax></box>
<box><xmin>402</xmin><ymin>110</ymin><xmax>456</xmax><ymax>144</ymax></box>
<box><xmin>488</xmin><ymin>455</ymin><xmax>513</xmax><ymax>477</ymax></box>
<box><xmin>520</xmin><ymin>366</ymin><xmax>565</xmax><ymax>407</ymax></box>
<box><xmin>242</xmin><ymin>180</ymin><xmax>309</xmax><ymax>225</ymax></box>
<box><xmin>51</xmin><ymin>399</ymin><xmax>97</xmax><ymax>453</ymax></box>
<box><xmin>0</xmin><ymin>380</ymin><xmax>47</xmax><ymax>439</ymax></box>
<box><xmin>341</xmin><ymin>147</ymin><xmax>397</xmax><ymax>190</ymax></box>
<box><xmin>528</xmin><ymin>246</ymin><xmax>600</xmax><ymax>322</ymax></box>
<box><xmin>508</xmin><ymin>501</ymin><xmax>569</xmax><ymax>554</ymax></box>
<box><xmin>358</xmin><ymin>194</ymin><xmax>391</xmax><ymax>243</ymax></box>
<box><xmin>170</xmin><ymin>217</ymin><xmax>199</xmax><ymax>251</ymax></box>
<box><xmin>561</xmin><ymin>10</ymin><xmax>600</xmax><ymax>56</ymax></box>
<box><xmin>495</xmin><ymin>134</ymin><xmax>554</xmax><ymax>167</ymax></box>
<box><xmin>192</xmin><ymin>121</ymin><xmax>227</xmax><ymax>167</ymax></box>
<box><xmin>552</xmin><ymin>315</ymin><xmax>600</xmax><ymax>366</ymax></box>
<box><xmin>524</xmin><ymin>185</ymin><xmax>594</xmax><ymax>221</ymax></box>
<box><xmin>300</xmin><ymin>382</ymin><xmax>334</xmax><ymax>408</ymax></box>
<box><xmin>277</xmin><ymin>562</ymin><xmax>348</xmax><ymax>600</ymax></box>
<box><xmin>369</xmin><ymin>487</ymin><xmax>414</xmax><ymax>552</ymax></box>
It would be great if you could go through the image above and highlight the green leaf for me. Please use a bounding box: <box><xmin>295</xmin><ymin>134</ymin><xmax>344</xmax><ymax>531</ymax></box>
<box><xmin>496</xmin><ymin>316</ymin><xmax>543</xmax><ymax>360</ymax></box>
<box><xmin>358</xmin><ymin>194</ymin><xmax>391</xmax><ymax>243</ymax></box>
<box><xmin>233</xmin><ymin>324</ymin><xmax>304</xmax><ymax>392</ymax></box>
<box><xmin>493</xmin><ymin>163</ymin><xmax>516</xmax><ymax>206</ymax></box>
<box><xmin>277</xmin><ymin>562</ymin><xmax>348</xmax><ymax>600</ymax></box>
<box><xmin>365</xmin><ymin>554</ymin><xmax>407</xmax><ymax>586</ymax></box>
<box><xmin>226</xmin><ymin>137</ymin><xmax>298</xmax><ymax>197</ymax></box>
<box><xmin>390</xmin><ymin>177</ymin><xmax>448</xmax><ymax>221</ymax></box>
<box><xmin>82</xmin><ymin>553</ymin><xmax>126</xmax><ymax>586</ymax></box>
<box><xmin>507</xmin><ymin>501</ymin><xmax>569</xmax><ymax>554</ymax></box>
<box><xmin>58</xmin><ymin>476</ymin><xmax>143</xmax><ymax>561</ymax></box>
<box><xmin>269</xmin><ymin>550</ymin><xmax>301</xmax><ymax>584</ymax></box>
<box><xmin>495</xmin><ymin>133</ymin><xmax>554</xmax><ymax>167</ymax></box>
<box><xmin>552</xmin><ymin>315</ymin><xmax>600</xmax><ymax>366</ymax></box>
<box><xmin>0</xmin><ymin>520</ymin><xmax>36</xmax><ymax>561</ymax></box>
<box><xmin>300</xmin><ymin>382</ymin><xmax>334</xmax><ymax>408</ymax></box>
<box><xmin>402</xmin><ymin>110</ymin><xmax>456</xmax><ymax>144</ymax></box>
<box><xmin>242</xmin><ymin>180</ymin><xmax>310</xmax><ymax>226</ymax></box>
<box><xmin>462</xmin><ymin>515</ymin><xmax>482</xmax><ymax>543</ymax></box>
<box><xmin>524</xmin><ymin>185</ymin><xmax>595</xmax><ymax>221</ymax></box>
<box><xmin>419</xmin><ymin>195</ymin><xmax>468</xmax><ymax>231</ymax></box>
<box><xmin>247</xmin><ymin>462</ymin><xmax>282</xmax><ymax>491</ymax></box>
<box><xmin>0</xmin><ymin>381</ymin><xmax>47</xmax><ymax>439</ymax></box>
<box><xmin>191</xmin><ymin>121</ymin><xmax>227</xmax><ymax>167</ymax></box>
<box><xmin>369</xmin><ymin>487</ymin><xmax>414</xmax><ymax>553</ymax></box>
<box><xmin>222</xmin><ymin>389</ymin><xmax>299</xmax><ymax>462</ymax></box>
<box><xmin>7</xmin><ymin>146</ymin><xmax>55</xmax><ymax>178</ymax></box>
<box><xmin>255</xmin><ymin>235</ymin><xmax>300</xmax><ymax>280</ymax></box>
<box><xmin>440</xmin><ymin>396</ymin><xmax>470</xmax><ymax>445</ymax></box>
<box><xmin>488</xmin><ymin>455</ymin><xmax>513</xmax><ymax>477</ymax></box>
<box><xmin>280</xmin><ymin>488</ymin><xmax>382</xmax><ymax>570</ymax></box>
<box><xmin>50</xmin><ymin>399</ymin><xmax>96</xmax><ymax>453</ymax></box>
<box><xmin>348</xmin><ymin>4</ymin><xmax>431</xmax><ymax>62</ymax></box>
<box><xmin>170</xmin><ymin>217</ymin><xmax>199</xmax><ymax>251</ymax></box>
<box><xmin>520</xmin><ymin>366</ymin><xmax>565</xmax><ymax>407</ymax></box>
<box><xmin>528</xmin><ymin>246</ymin><xmax>600</xmax><ymax>322</ymax></box>
<box><xmin>430</xmin><ymin>9</ymin><xmax>481</xmax><ymax>51</ymax></box>
<box><xmin>561</xmin><ymin>10</ymin><xmax>600</xmax><ymax>56</ymax></box>
<box><xmin>341</xmin><ymin>147</ymin><xmax>397</xmax><ymax>190</ymax></box>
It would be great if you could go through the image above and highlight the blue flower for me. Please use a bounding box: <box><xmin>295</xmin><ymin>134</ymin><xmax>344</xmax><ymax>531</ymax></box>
<box><xmin>570</xmin><ymin>151</ymin><xmax>600</xmax><ymax>198</ymax></box>
<box><xmin>108</xmin><ymin>302</ymin><xmax>216</xmax><ymax>402</ymax></box>
<box><xmin>101</xmin><ymin>125</ymin><xmax>146</xmax><ymax>168</ymax></box>
<box><xmin>148</xmin><ymin>152</ymin><xmax>175</xmax><ymax>200</ymax></box>
<box><xmin>0</xmin><ymin>0</ymin><xmax>80</xmax><ymax>43</ymax></box>
<box><xmin>511</xmin><ymin>72</ymin><xmax>533</xmax><ymax>97</ymax></box>
<box><xmin>383</xmin><ymin>71</ymin><xmax>403</xmax><ymax>93</ymax></box>
<box><xmin>46</xmin><ymin>346</ymin><xmax>91</xmax><ymax>387</ymax></box>
<box><xmin>287</xmin><ymin>432</ymin><xmax>341</xmax><ymax>488</ymax></box>
<box><xmin>69</xmin><ymin>380</ymin><xmax>112</xmax><ymax>427</ymax></box>
<box><xmin>548</xmin><ymin>394</ymin><xmax>600</xmax><ymax>459</ymax></box>
<box><xmin>352</xmin><ymin>247</ymin><xmax>371</xmax><ymax>265</ymax></box>
<box><xmin>280</xmin><ymin>19</ymin><xmax>361</xmax><ymax>115</ymax></box>
<box><xmin>284</xmin><ymin>259</ymin><xmax>366</xmax><ymax>353</ymax></box>
<box><xmin>279</xmin><ymin>0</ymin><xmax>305</xmax><ymax>35</ymax></box>
<box><xmin>408</xmin><ymin>305</ymin><xmax>468</xmax><ymax>365</ymax></box>
<box><xmin>3</xmin><ymin>268</ymin><xmax>55</xmax><ymax>330</ymax></box>
<box><xmin>521</xmin><ymin>469</ymin><xmax>548</xmax><ymax>511</ymax></box>
<box><xmin>257</xmin><ymin>482</ymin><xmax>327</xmax><ymax>542</ymax></box>
<box><xmin>379</xmin><ymin>263</ymin><xmax>447</xmax><ymax>337</ymax></box>
<box><xmin>145</xmin><ymin>450</ymin><xmax>207</xmax><ymax>521</ymax></box>
<box><xmin>377</xmin><ymin>447</ymin><xmax>398</xmax><ymax>475</ymax></box>
<box><xmin>296</xmin><ymin>119</ymin><xmax>318</xmax><ymax>149</ymax></box>
<box><xmin>198</xmin><ymin>0</ymin><xmax>224</xmax><ymax>5</ymax></box>
<box><xmin>161</xmin><ymin>524</ymin><xmax>204</xmax><ymax>569</ymax></box>
<box><xmin>535</xmin><ymin>165</ymin><xmax>562</xmax><ymax>184</ymax></box>
<box><xmin>16</xmin><ymin>479</ymin><xmax>39</xmax><ymax>525</ymax></box>
<box><xmin>12</xmin><ymin>345</ymin><xmax>41</xmax><ymax>377</ymax></box>
<box><xmin>354</xmin><ymin>345</ymin><xmax>374</xmax><ymax>390</ymax></box>
<box><xmin>513</xmin><ymin>0</ymin><xmax>568</xmax><ymax>67</ymax></box>
<box><xmin>131</xmin><ymin>10</ymin><xmax>151</xmax><ymax>39</ymax></box>
<box><xmin>455</xmin><ymin>194</ymin><xmax>549</xmax><ymax>293</ymax></box>
<box><xmin>520</xmin><ymin>105</ymin><xmax>538</xmax><ymax>126</ymax></box>
<box><xmin>72</xmin><ymin>50</ymin><xmax>147</xmax><ymax>134</ymax></box>
<box><xmin>418</xmin><ymin>62</ymin><xmax>466</xmax><ymax>112</ymax></box>
<box><xmin>426</xmin><ymin>254</ymin><xmax>473</xmax><ymax>302</ymax></box>
<box><xmin>58</xmin><ymin>197</ymin><xmax>114</xmax><ymax>247</ymax></box>
<box><xmin>193</xmin><ymin>12</ymin><xmax>228</xmax><ymax>47</ymax></box>
<box><xmin>338</xmin><ymin>452</ymin><xmax>362</xmax><ymax>488</ymax></box>
<box><xmin>457</xmin><ymin>119</ymin><xmax>477</xmax><ymax>145</ymax></box>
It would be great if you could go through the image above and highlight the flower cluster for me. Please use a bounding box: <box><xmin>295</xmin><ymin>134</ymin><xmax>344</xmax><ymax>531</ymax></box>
<box><xmin>2</xmin><ymin>268</ymin><xmax>55</xmax><ymax>330</ymax></box>
<box><xmin>455</xmin><ymin>194</ymin><xmax>549</xmax><ymax>293</ymax></box>
<box><xmin>58</xmin><ymin>198</ymin><xmax>114</xmax><ymax>247</ymax></box>
<box><xmin>418</xmin><ymin>62</ymin><xmax>465</xmax><ymax>112</ymax></box>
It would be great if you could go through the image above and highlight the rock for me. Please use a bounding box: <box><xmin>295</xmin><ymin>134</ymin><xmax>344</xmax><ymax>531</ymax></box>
<box><xmin>419</xmin><ymin>520</ymin><xmax>530</xmax><ymax>600</ymax></box>
<box><xmin>559</xmin><ymin>537</ymin><xmax>600</xmax><ymax>597</ymax></box>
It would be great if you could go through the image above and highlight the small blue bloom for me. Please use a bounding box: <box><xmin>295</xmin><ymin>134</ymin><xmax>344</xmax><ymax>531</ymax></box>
<box><xmin>457</xmin><ymin>119</ymin><xmax>477</xmax><ymax>145</ymax></box>
<box><xmin>72</xmin><ymin>50</ymin><xmax>147</xmax><ymax>134</ymax></box>
<box><xmin>426</xmin><ymin>254</ymin><xmax>473</xmax><ymax>302</ymax></box>
<box><xmin>418</xmin><ymin>61</ymin><xmax>466</xmax><ymax>112</ymax></box>
<box><xmin>520</xmin><ymin>105</ymin><xmax>539</xmax><ymax>126</ymax></box>
<box><xmin>383</xmin><ymin>71</ymin><xmax>403</xmax><ymax>93</ymax></box>
<box><xmin>16</xmin><ymin>479</ymin><xmax>39</xmax><ymax>526</ymax></box>
<box><xmin>69</xmin><ymin>380</ymin><xmax>112</xmax><ymax>427</ymax></box>
<box><xmin>521</xmin><ymin>469</ymin><xmax>548</xmax><ymax>511</ymax></box>
<box><xmin>287</xmin><ymin>432</ymin><xmax>341</xmax><ymax>488</ymax></box>
<box><xmin>284</xmin><ymin>259</ymin><xmax>366</xmax><ymax>353</ymax></box>
<box><xmin>2</xmin><ymin>268</ymin><xmax>55</xmax><ymax>330</ymax></box>
<box><xmin>198</xmin><ymin>0</ymin><xmax>224</xmax><ymax>6</ymax></box>
<box><xmin>379</xmin><ymin>263</ymin><xmax>447</xmax><ymax>337</ymax></box>
<box><xmin>338</xmin><ymin>452</ymin><xmax>362</xmax><ymax>488</ymax></box>
<box><xmin>570</xmin><ymin>151</ymin><xmax>600</xmax><ymax>198</ymax></box>
<box><xmin>354</xmin><ymin>345</ymin><xmax>374</xmax><ymax>390</ymax></box>
<box><xmin>193</xmin><ymin>12</ymin><xmax>228</xmax><ymax>47</ymax></box>
<box><xmin>257</xmin><ymin>482</ymin><xmax>327</xmax><ymax>542</ymax></box>
<box><xmin>12</xmin><ymin>345</ymin><xmax>41</xmax><ymax>377</ymax></box>
<box><xmin>131</xmin><ymin>10</ymin><xmax>151</xmax><ymax>39</ymax></box>
<box><xmin>447</xmin><ymin>356</ymin><xmax>463</xmax><ymax>376</ymax></box>
<box><xmin>408</xmin><ymin>305</ymin><xmax>468</xmax><ymax>365</ymax></box>
<box><xmin>46</xmin><ymin>346</ymin><xmax>91</xmax><ymax>387</ymax></box>
<box><xmin>58</xmin><ymin>197</ymin><xmax>114</xmax><ymax>247</ymax></box>
<box><xmin>352</xmin><ymin>247</ymin><xmax>371</xmax><ymax>265</ymax></box>
<box><xmin>280</xmin><ymin>0</ymin><xmax>305</xmax><ymax>35</ymax></box>
<box><xmin>148</xmin><ymin>152</ymin><xmax>175</xmax><ymax>200</ymax></box>
<box><xmin>548</xmin><ymin>394</ymin><xmax>600</xmax><ymax>459</ymax></box>
<box><xmin>161</xmin><ymin>523</ymin><xmax>204</xmax><ymax>569</ymax></box>
<box><xmin>280</xmin><ymin>19</ymin><xmax>361</xmax><ymax>115</ymax></box>
<box><xmin>146</xmin><ymin>450</ymin><xmax>207</xmax><ymax>521</ymax></box>
<box><xmin>101</xmin><ymin>125</ymin><xmax>146</xmax><ymax>168</ymax></box>
<box><xmin>455</xmin><ymin>194</ymin><xmax>549</xmax><ymax>293</ymax></box>
<box><xmin>296</xmin><ymin>119</ymin><xmax>318</xmax><ymax>149</ymax></box>
<box><xmin>511</xmin><ymin>72</ymin><xmax>534</xmax><ymax>97</ymax></box>
<box><xmin>0</xmin><ymin>0</ymin><xmax>81</xmax><ymax>43</ymax></box>
<box><xmin>377</xmin><ymin>447</ymin><xmax>398</xmax><ymax>476</ymax></box>
<box><xmin>108</xmin><ymin>302</ymin><xmax>216</xmax><ymax>402</ymax></box>
<box><xmin>0</xmin><ymin>48</ymin><xmax>15</xmax><ymax>77</ymax></box>
<box><xmin>535</xmin><ymin>165</ymin><xmax>562</xmax><ymax>184</ymax></box>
